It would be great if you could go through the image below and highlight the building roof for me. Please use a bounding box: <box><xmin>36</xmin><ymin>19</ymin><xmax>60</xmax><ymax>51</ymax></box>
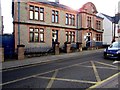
<box><xmin>38</xmin><ymin>0</ymin><xmax>77</xmax><ymax>12</ymax></box>
<box><xmin>96</xmin><ymin>15</ymin><xmax>104</xmax><ymax>19</ymax></box>
<box><xmin>79</xmin><ymin>2</ymin><xmax>98</xmax><ymax>14</ymax></box>
<box><xmin>101</xmin><ymin>13</ymin><xmax>120</xmax><ymax>24</ymax></box>
<box><xmin>113</xmin><ymin>13</ymin><xmax>120</xmax><ymax>24</ymax></box>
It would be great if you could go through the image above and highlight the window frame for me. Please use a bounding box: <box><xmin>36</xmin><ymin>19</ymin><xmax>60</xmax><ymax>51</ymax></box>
<box><xmin>29</xmin><ymin>28</ymin><xmax>34</xmax><ymax>42</ymax></box>
<box><xmin>29</xmin><ymin>5</ymin><xmax>44</xmax><ymax>21</ymax></box>
<box><xmin>66</xmin><ymin>31</ymin><xmax>75</xmax><ymax>42</ymax></box>
<box><xmin>96</xmin><ymin>20</ymin><xmax>101</xmax><ymax>30</ymax></box>
<box><xmin>52</xmin><ymin>10</ymin><xmax>59</xmax><ymax>23</ymax></box>
<box><xmin>66</xmin><ymin>13</ymin><xmax>75</xmax><ymax>26</ymax></box>
<box><xmin>40</xmin><ymin>7</ymin><xmax>44</xmax><ymax>21</ymax></box>
<box><xmin>96</xmin><ymin>34</ymin><xmax>102</xmax><ymax>41</ymax></box>
<box><xmin>40</xmin><ymin>28</ymin><xmax>44</xmax><ymax>42</ymax></box>
<box><xmin>29</xmin><ymin>27</ymin><xmax>44</xmax><ymax>43</ymax></box>
<box><xmin>34</xmin><ymin>6</ymin><xmax>39</xmax><ymax>20</ymax></box>
<box><xmin>29</xmin><ymin>5</ymin><xmax>34</xmax><ymax>20</ymax></box>
<box><xmin>87</xmin><ymin>16</ymin><xmax>91</xmax><ymax>27</ymax></box>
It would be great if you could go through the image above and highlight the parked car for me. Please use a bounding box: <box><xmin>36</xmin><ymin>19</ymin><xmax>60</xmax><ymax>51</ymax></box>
<box><xmin>104</xmin><ymin>42</ymin><xmax>120</xmax><ymax>60</ymax></box>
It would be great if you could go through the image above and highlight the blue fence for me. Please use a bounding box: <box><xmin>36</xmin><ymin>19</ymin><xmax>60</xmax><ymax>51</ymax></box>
<box><xmin>1</xmin><ymin>34</ymin><xmax>15</xmax><ymax>59</ymax></box>
<box><xmin>86</xmin><ymin>41</ymin><xmax>103</xmax><ymax>48</ymax></box>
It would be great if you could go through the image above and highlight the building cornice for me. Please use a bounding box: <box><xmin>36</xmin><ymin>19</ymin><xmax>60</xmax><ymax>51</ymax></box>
<box><xmin>13</xmin><ymin>21</ymin><xmax>79</xmax><ymax>30</ymax></box>
<box><xmin>79</xmin><ymin>12</ymin><xmax>104</xmax><ymax>20</ymax></box>
<box><xmin>79</xmin><ymin>27</ymin><xmax>104</xmax><ymax>33</ymax></box>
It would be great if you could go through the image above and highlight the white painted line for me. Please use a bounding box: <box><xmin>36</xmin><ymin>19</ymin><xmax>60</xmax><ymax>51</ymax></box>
<box><xmin>94</xmin><ymin>61</ymin><xmax>117</xmax><ymax>68</ymax></box>
<box><xmin>113</xmin><ymin>61</ymin><xmax>120</xmax><ymax>64</ymax></box>
<box><xmin>78</xmin><ymin>65</ymin><xmax>118</xmax><ymax>70</ymax></box>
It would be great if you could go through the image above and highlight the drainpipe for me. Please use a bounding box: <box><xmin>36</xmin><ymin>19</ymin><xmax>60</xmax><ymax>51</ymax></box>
<box><xmin>77</xmin><ymin>14</ymin><xmax>79</xmax><ymax>42</ymax></box>
<box><xmin>113</xmin><ymin>15</ymin><xmax>116</xmax><ymax>42</ymax></box>
<box><xmin>112</xmin><ymin>22</ymin><xmax>113</xmax><ymax>41</ymax></box>
<box><xmin>18</xmin><ymin>0</ymin><xmax>20</xmax><ymax>45</ymax></box>
<box><xmin>114</xmin><ymin>23</ymin><xmax>116</xmax><ymax>40</ymax></box>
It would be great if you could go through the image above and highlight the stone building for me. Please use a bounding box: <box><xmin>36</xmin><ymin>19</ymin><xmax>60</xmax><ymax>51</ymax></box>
<box><xmin>12</xmin><ymin>0</ymin><xmax>103</xmax><ymax>52</ymax></box>
<box><xmin>12</xmin><ymin>0</ymin><xmax>78</xmax><ymax>52</ymax></box>
<box><xmin>78</xmin><ymin>2</ymin><xmax>104</xmax><ymax>47</ymax></box>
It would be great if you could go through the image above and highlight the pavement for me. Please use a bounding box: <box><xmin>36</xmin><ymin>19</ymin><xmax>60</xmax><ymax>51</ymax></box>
<box><xmin>1</xmin><ymin>49</ymin><xmax>120</xmax><ymax>89</ymax></box>
<box><xmin>1</xmin><ymin>49</ymin><xmax>103</xmax><ymax>70</ymax></box>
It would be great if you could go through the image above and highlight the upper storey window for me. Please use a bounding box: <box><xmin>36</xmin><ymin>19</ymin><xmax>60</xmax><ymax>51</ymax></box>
<box><xmin>96</xmin><ymin>20</ymin><xmax>101</xmax><ymax>30</ymax></box>
<box><xmin>29</xmin><ymin>5</ymin><xmax>44</xmax><ymax>21</ymax></box>
<box><xmin>35</xmin><ymin>7</ymin><xmax>39</xmax><ymax>20</ymax></box>
<box><xmin>52</xmin><ymin>10</ymin><xmax>59</xmax><ymax>23</ymax></box>
<box><xmin>66</xmin><ymin>13</ymin><xmax>75</xmax><ymax>26</ymax></box>
<box><xmin>87</xmin><ymin>16</ymin><xmax>91</xmax><ymax>27</ymax></box>
<box><xmin>29</xmin><ymin>5</ymin><xmax>34</xmax><ymax>20</ymax></box>
<box><xmin>40</xmin><ymin>8</ymin><xmax>44</xmax><ymax>21</ymax></box>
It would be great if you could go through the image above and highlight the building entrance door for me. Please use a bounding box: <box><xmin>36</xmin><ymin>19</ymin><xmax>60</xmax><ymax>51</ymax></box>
<box><xmin>86</xmin><ymin>32</ymin><xmax>91</xmax><ymax>47</ymax></box>
<box><xmin>52</xmin><ymin>30</ymin><xmax>58</xmax><ymax>47</ymax></box>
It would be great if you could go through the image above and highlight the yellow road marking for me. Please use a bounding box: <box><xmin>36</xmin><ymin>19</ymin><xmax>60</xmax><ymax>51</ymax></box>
<box><xmin>94</xmin><ymin>61</ymin><xmax>117</xmax><ymax>68</ymax></box>
<box><xmin>78</xmin><ymin>65</ymin><xmax>118</xmax><ymax>70</ymax></box>
<box><xmin>91</xmin><ymin>61</ymin><xmax>101</xmax><ymax>82</ymax></box>
<box><xmin>0</xmin><ymin>75</ymin><xmax>33</xmax><ymax>86</ymax></box>
<box><xmin>36</xmin><ymin>76</ymin><xmax>97</xmax><ymax>84</ymax></box>
<box><xmin>2</xmin><ymin>60</ymin><xmax>117</xmax><ymax>87</ymax></box>
<box><xmin>1</xmin><ymin>61</ymin><xmax>89</xmax><ymax>86</ymax></box>
<box><xmin>1</xmin><ymin>70</ymin><xmax>56</xmax><ymax>86</ymax></box>
<box><xmin>46</xmin><ymin>70</ymin><xmax>58</xmax><ymax>89</ymax></box>
<box><xmin>87</xmin><ymin>72</ymin><xmax>120</xmax><ymax>90</ymax></box>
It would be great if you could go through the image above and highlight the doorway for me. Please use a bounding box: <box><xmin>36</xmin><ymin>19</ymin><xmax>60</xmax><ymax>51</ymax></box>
<box><xmin>52</xmin><ymin>30</ymin><xmax>58</xmax><ymax>47</ymax></box>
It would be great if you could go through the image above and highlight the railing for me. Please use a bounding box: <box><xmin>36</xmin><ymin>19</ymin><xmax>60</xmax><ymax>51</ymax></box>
<box><xmin>24</xmin><ymin>47</ymin><xmax>53</xmax><ymax>57</ymax></box>
<box><xmin>86</xmin><ymin>41</ymin><xmax>103</xmax><ymax>48</ymax></box>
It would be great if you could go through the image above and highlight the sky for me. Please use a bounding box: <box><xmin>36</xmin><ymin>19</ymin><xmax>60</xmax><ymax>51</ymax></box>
<box><xmin>1</xmin><ymin>0</ymin><xmax>120</xmax><ymax>34</ymax></box>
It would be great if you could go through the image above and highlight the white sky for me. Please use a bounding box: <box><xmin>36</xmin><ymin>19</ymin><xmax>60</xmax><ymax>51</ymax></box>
<box><xmin>1</xmin><ymin>0</ymin><xmax>120</xmax><ymax>34</ymax></box>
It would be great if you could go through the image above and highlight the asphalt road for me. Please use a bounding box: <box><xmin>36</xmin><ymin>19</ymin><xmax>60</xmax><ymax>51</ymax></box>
<box><xmin>2</xmin><ymin>49</ymin><xmax>119</xmax><ymax>89</ymax></box>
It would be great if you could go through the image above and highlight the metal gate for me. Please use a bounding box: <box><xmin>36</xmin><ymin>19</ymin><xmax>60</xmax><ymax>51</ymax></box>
<box><xmin>2</xmin><ymin>34</ymin><xmax>15</xmax><ymax>59</ymax></box>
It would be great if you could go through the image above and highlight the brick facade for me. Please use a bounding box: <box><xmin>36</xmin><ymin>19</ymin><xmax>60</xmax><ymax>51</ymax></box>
<box><xmin>78</xmin><ymin>2</ymin><xmax>103</xmax><ymax>47</ymax></box>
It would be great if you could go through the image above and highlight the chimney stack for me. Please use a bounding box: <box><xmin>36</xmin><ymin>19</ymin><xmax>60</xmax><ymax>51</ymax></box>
<box><xmin>55</xmin><ymin>0</ymin><xmax>59</xmax><ymax>4</ymax></box>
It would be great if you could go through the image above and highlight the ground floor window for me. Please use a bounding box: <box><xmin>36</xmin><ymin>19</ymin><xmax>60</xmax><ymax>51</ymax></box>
<box><xmin>96</xmin><ymin>34</ymin><xmax>102</xmax><ymax>41</ymax></box>
<box><xmin>29</xmin><ymin>28</ymin><xmax>44</xmax><ymax>42</ymax></box>
<box><xmin>66</xmin><ymin>31</ymin><xmax>75</xmax><ymax>42</ymax></box>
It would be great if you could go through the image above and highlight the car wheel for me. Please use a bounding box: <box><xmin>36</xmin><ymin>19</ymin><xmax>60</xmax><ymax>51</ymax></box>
<box><xmin>117</xmin><ymin>55</ymin><xmax>120</xmax><ymax>61</ymax></box>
